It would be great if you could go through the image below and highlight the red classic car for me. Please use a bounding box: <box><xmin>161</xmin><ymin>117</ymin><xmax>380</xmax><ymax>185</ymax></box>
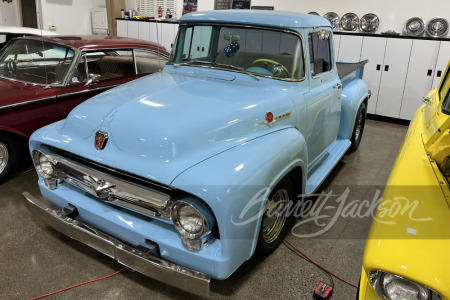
<box><xmin>0</xmin><ymin>35</ymin><xmax>169</xmax><ymax>181</ymax></box>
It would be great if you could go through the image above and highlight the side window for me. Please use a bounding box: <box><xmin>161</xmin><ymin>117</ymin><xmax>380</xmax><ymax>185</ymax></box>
<box><xmin>134</xmin><ymin>50</ymin><xmax>167</xmax><ymax>74</ymax></box>
<box><xmin>70</xmin><ymin>54</ymin><xmax>87</xmax><ymax>84</ymax></box>
<box><xmin>86</xmin><ymin>50</ymin><xmax>135</xmax><ymax>81</ymax></box>
<box><xmin>308</xmin><ymin>31</ymin><xmax>332</xmax><ymax>76</ymax></box>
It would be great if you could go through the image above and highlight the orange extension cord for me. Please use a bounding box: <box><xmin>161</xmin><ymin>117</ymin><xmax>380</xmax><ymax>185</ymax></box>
<box><xmin>284</xmin><ymin>238</ymin><xmax>358</xmax><ymax>289</ymax></box>
<box><xmin>29</xmin><ymin>267</ymin><xmax>127</xmax><ymax>300</ymax></box>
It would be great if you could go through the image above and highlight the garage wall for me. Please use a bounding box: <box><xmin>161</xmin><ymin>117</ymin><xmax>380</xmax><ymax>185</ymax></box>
<box><xmin>39</xmin><ymin>0</ymin><xmax>106</xmax><ymax>35</ymax></box>
<box><xmin>0</xmin><ymin>1</ymin><xmax>20</xmax><ymax>26</ymax></box>
<box><xmin>188</xmin><ymin>0</ymin><xmax>450</xmax><ymax>34</ymax></box>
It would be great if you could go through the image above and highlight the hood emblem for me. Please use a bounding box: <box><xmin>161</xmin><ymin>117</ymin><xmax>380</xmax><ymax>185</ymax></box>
<box><xmin>95</xmin><ymin>131</ymin><xmax>108</xmax><ymax>150</ymax></box>
<box><xmin>259</xmin><ymin>112</ymin><xmax>291</xmax><ymax>126</ymax></box>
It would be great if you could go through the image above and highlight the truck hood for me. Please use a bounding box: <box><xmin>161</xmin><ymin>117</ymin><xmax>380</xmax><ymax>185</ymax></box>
<box><xmin>55</xmin><ymin>68</ymin><xmax>295</xmax><ymax>185</ymax></box>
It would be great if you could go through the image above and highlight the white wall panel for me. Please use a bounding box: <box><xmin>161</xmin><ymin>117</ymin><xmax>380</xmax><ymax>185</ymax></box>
<box><xmin>337</xmin><ymin>35</ymin><xmax>362</xmax><ymax>63</ymax></box>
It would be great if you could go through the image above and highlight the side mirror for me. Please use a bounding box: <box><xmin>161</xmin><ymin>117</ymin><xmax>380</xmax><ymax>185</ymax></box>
<box><xmin>85</xmin><ymin>73</ymin><xmax>101</xmax><ymax>86</ymax></box>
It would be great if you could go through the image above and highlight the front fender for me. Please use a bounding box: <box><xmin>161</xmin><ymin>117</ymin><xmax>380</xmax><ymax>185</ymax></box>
<box><xmin>338</xmin><ymin>79</ymin><xmax>369</xmax><ymax>140</ymax></box>
<box><xmin>171</xmin><ymin>127</ymin><xmax>307</xmax><ymax>279</ymax></box>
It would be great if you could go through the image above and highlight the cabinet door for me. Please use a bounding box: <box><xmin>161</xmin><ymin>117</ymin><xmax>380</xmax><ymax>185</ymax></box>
<box><xmin>116</xmin><ymin>20</ymin><xmax>128</xmax><ymax>37</ymax></box>
<box><xmin>432</xmin><ymin>42</ymin><xmax>450</xmax><ymax>89</ymax></box>
<box><xmin>127</xmin><ymin>21</ymin><xmax>139</xmax><ymax>39</ymax></box>
<box><xmin>337</xmin><ymin>35</ymin><xmax>363</xmax><ymax>62</ymax></box>
<box><xmin>161</xmin><ymin>23</ymin><xmax>176</xmax><ymax>51</ymax></box>
<box><xmin>332</xmin><ymin>34</ymin><xmax>341</xmax><ymax>63</ymax></box>
<box><xmin>376</xmin><ymin>38</ymin><xmax>413</xmax><ymax>118</ymax></box>
<box><xmin>138</xmin><ymin>22</ymin><xmax>150</xmax><ymax>41</ymax></box>
<box><xmin>400</xmin><ymin>40</ymin><xmax>440</xmax><ymax>120</ymax></box>
<box><xmin>360</xmin><ymin>36</ymin><xmax>387</xmax><ymax>114</ymax></box>
<box><xmin>149</xmin><ymin>22</ymin><xmax>159</xmax><ymax>44</ymax></box>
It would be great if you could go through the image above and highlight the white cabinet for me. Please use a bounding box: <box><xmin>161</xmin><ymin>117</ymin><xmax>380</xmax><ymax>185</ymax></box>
<box><xmin>149</xmin><ymin>22</ymin><xmax>158</xmax><ymax>44</ymax></box>
<box><xmin>360</xmin><ymin>36</ymin><xmax>387</xmax><ymax>114</ymax></box>
<box><xmin>432</xmin><ymin>42</ymin><xmax>450</xmax><ymax>89</ymax></box>
<box><xmin>161</xmin><ymin>23</ymin><xmax>177</xmax><ymax>52</ymax></box>
<box><xmin>138</xmin><ymin>22</ymin><xmax>150</xmax><ymax>41</ymax></box>
<box><xmin>190</xmin><ymin>26</ymin><xmax>212</xmax><ymax>58</ymax></box>
<box><xmin>332</xmin><ymin>34</ymin><xmax>341</xmax><ymax>63</ymax></box>
<box><xmin>127</xmin><ymin>21</ymin><xmax>139</xmax><ymax>39</ymax></box>
<box><xmin>337</xmin><ymin>35</ymin><xmax>363</xmax><ymax>62</ymax></box>
<box><xmin>376</xmin><ymin>39</ymin><xmax>413</xmax><ymax>118</ymax></box>
<box><xmin>116</xmin><ymin>20</ymin><xmax>128</xmax><ymax>37</ymax></box>
<box><xmin>400</xmin><ymin>40</ymin><xmax>440</xmax><ymax>120</ymax></box>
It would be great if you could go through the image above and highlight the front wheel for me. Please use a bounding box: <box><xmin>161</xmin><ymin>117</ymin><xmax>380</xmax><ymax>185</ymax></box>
<box><xmin>0</xmin><ymin>134</ymin><xmax>19</xmax><ymax>183</ymax></box>
<box><xmin>255</xmin><ymin>177</ymin><xmax>295</xmax><ymax>256</ymax></box>
<box><xmin>349</xmin><ymin>102</ymin><xmax>366</xmax><ymax>151</ymax></box>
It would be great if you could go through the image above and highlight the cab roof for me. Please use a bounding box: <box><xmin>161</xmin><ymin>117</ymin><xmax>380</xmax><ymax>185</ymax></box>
<box><xmin>180</xmin><ymin>10</ymin><xmax>331</xmax><ymax>29</ymax></box>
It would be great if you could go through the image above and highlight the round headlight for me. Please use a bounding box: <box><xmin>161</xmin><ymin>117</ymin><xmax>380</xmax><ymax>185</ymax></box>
<box><xmin>32</xmin><ymin>150</ymin><xmax>54</xmax><ymax>179</ymax></box>
<box><xmin>171</xmin><ymin>202</ymin><xmax>207</xmax><ymax>239</ymax></box>
<box><xmin>382</xmin><ymin>273</ymin><xmax>429</xmax><ymax>300</ymax></box>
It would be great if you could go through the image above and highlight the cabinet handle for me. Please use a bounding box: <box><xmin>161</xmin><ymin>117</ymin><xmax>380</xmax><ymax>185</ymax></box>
<box><xmin>376</xmin><ymin>64</ymin><xmax>381</xmax><ymax>71</ymax></box>
<box><xmin>427</xmin><ymin>69</ymin><xmax>432</xmax><ymax>76</ymax></box>
<box><xmin>197</xmin><ymin>46</ymin><xmax>200</xmax><ymax>51</ymax></box>
<box><xmin>437</xmin><ymin>70</ymin><xmax>442</xmax><ymax>77</ymax></box>
<box><xmin>384</xmin><ymin>65</ymin><xmax>389</xmax><ymax>72</ymax></box>
<box><xmin>202</xmin><ymin>47</ymin><xmax>205</xmax><ymax>52</ymax></box>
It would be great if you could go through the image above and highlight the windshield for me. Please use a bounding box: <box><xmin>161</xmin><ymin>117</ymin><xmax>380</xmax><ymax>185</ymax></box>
<box><xmin>0</xmin><ymin>39</ymin><xmax>75</xmax><ymax>85</ymax></box>
<box><xmin>169</xmin><ymin>25</ymin><xmax>304</xmax><ymax>80</ymax></box>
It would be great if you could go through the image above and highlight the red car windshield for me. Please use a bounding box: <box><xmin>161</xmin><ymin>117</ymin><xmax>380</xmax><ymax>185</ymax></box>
<box><xmin>0</xmin><ymin>39</ymin><xmax>75</xmax><ymax>85</ymax></box>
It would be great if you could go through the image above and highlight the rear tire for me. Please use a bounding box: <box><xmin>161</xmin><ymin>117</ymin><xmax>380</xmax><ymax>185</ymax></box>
<box><xmin>0</xmin><ymin>134</ymin><xmax>19</xmax><ymax>183</ymax></box>
<box><xmin>349</xmin><ymin>102</ymin><xmax>366</xmax><ymax>151</ymax></box>
<box><xmin>255</xmin><ymin>177</ymin><xmax>295</xmax><ymax>256</ymax></box>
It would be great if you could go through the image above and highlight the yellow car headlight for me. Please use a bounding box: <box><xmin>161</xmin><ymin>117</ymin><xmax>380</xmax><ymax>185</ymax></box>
<box><xmin>369</xmin><ymin>270</ymin><xmax>442</xmax><ymax>300</ymax></box>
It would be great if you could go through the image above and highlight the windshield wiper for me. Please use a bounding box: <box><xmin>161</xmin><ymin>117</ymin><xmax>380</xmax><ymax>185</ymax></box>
<box><xmin>172</xmin><ymin>60</ymin><xmax>260</xmax><ymax>81</ymax></box>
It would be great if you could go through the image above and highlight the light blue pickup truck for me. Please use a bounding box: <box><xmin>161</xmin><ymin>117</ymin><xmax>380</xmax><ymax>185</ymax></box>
<box><xmin>24</xmin><ymin>10</ymin><xmax>369</xmax><ymax>296</ymax></box>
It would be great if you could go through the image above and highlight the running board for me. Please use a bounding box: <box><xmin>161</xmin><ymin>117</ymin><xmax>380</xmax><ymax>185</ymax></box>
<box><xmin>305</xmin><ymin>139</ymin><xmax>351</xmax><ymax>195</ymax></box>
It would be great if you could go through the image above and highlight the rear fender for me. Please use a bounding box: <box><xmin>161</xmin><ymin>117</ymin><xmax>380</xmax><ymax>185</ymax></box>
<box><xmin>171</xmin><ymin>127</ymin><xmax>307</xmax><ymax>279</ymax></box>
<box><xmin>338</xmin><ymin>78</ymin><xmax>369</xmax><ymax>140</ymax></box>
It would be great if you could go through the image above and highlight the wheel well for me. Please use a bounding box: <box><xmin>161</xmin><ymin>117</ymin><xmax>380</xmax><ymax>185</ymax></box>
<box><xmin>284</xmin><ymin>166</ymin><xmax>303</xmax><ymax>202</ymax></box>
<box><xmin>0</xmin><ymin>130</ymin><xmax>29</xmax><ymax>155</ymax></box>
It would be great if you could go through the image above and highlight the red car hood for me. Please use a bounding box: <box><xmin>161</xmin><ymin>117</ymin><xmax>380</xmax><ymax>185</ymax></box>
<box><xmin>0</xmin><ymin>77</ymin><xmax>47</xmax><ymax>108</ymax></box>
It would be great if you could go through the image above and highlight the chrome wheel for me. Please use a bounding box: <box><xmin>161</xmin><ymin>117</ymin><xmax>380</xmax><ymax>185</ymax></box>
<box><xmin>354</xmin><ymin>111</ymin><xmax>363</xmax><ymax>141</ymax></box>
<box><xmin>262</xmin><ymin>189</ymin><xmax>289</xmax><ymax>244</ymax></box>
<box><xmin>0</xmin><ymin>142</ymin><xmax>8</xmax><ymax>174</ymax></box>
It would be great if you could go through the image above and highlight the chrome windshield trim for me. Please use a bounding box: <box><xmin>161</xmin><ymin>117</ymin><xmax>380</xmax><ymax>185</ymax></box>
<box><xmin>37</xmin><ymin>150</ymin><xmax>171</xmax><ymax>214</ymax></box>
<box><xmin>23</xmin><ymin>192</ymin><xmax>210</xmax><ymax>297</ymax></box>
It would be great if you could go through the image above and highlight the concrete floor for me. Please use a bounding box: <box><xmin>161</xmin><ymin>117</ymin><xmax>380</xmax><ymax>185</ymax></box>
<box><xmin>0</xmin><ymin>120</ymin><xmax>407</xmax><ymax>299</ymax></box>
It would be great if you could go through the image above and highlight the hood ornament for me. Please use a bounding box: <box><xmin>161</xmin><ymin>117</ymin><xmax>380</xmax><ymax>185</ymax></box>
<box><xmin>95</xmin><ymin>131</ymin><xmax>108</xmax><ymax>150</ymax></box>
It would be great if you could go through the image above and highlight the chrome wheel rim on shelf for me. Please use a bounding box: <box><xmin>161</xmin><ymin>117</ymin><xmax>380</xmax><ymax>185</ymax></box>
<box><xmin>324</xmin><ymin>12</ymin><xmax>339</xmax><ymax>30</ymax></box>
<box><xmin>308</xmin><ymin>11</ymin><xmax>320</xmax><ymax>16</ymax></box>
<box><xmin>426</xmin><ymin>18</ymin><xmax>449</xmax><ymax>37</ymax></box>
<box><xmin>404</xmin><ymin>17</ymin><xmax>425</xmax><ymax>36</ymax></box>
<box><xmin>360</xmin><ymin>13</ymin><xmax>379</xmax><ymax>32</ymax></box>
<box><xmin>341</xmin><ymin>13</ymin><xmax>359</xmax><ymax>31</ymax></box>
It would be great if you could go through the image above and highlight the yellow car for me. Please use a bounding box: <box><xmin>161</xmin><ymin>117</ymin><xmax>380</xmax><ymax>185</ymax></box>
<box><xmin>359</xmin><ymin>61</ymin><xmax>450</xmax><ymax>299</ymax></box>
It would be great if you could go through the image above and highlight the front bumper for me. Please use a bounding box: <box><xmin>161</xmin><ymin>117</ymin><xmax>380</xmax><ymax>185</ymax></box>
<box><xmin>23</xmin><ymin>192</ymin><xmax>211</xmax><ymax>297</ymax></box>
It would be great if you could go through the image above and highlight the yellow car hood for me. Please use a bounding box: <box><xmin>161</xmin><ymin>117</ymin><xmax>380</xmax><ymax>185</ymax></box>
<box><xmin>363</xmin><ymin>100</ymin><xmax>450</xmax><ymax>296</ymax></box>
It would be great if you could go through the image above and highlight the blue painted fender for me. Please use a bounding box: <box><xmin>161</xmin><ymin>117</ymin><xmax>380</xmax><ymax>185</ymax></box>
<box><xmin>171</xmin><ymin>127</ymin><xmax>307</xmax><ymax>279</ymax></box>
<box><xmin>338</xmin><ymin>78</ymin><xmax>369</xmax><ymax>140</ymax></box>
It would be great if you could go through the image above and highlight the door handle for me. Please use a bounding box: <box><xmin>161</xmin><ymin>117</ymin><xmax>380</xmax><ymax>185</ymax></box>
<box><xmin>334</xmin><ymin>83</ymin><xmax>342</xmax><ymax>89</ymax></box>
<box><xmin>437</xmin><ymin>70</ymin><xmax>442</xmax><ymax>77</ymax></box>
<box><xmin>427</xmin><ymin>69</ymin><xmax>432</xmax><ymax>76</ymax></box>
<box><xmin>376</xmin><ymin>64</ymin><xmax>381</xmax><ymax>71</ymax></box>
<box><xmin>384</xmin><ymin>65</ymin><xmax>389</xmax><ymax>72</ymax></box>
<box><xmin>422</xmin><ymin>97</ymin><xmax>432</xmax><ymax>105</ymax></box>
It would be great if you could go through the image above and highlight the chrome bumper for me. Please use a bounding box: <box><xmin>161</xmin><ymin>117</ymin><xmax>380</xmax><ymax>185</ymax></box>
<box><xmin>23</xmin><ymin>192</ymin><xmax>211</xmax><ymax>297</ymax></box>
